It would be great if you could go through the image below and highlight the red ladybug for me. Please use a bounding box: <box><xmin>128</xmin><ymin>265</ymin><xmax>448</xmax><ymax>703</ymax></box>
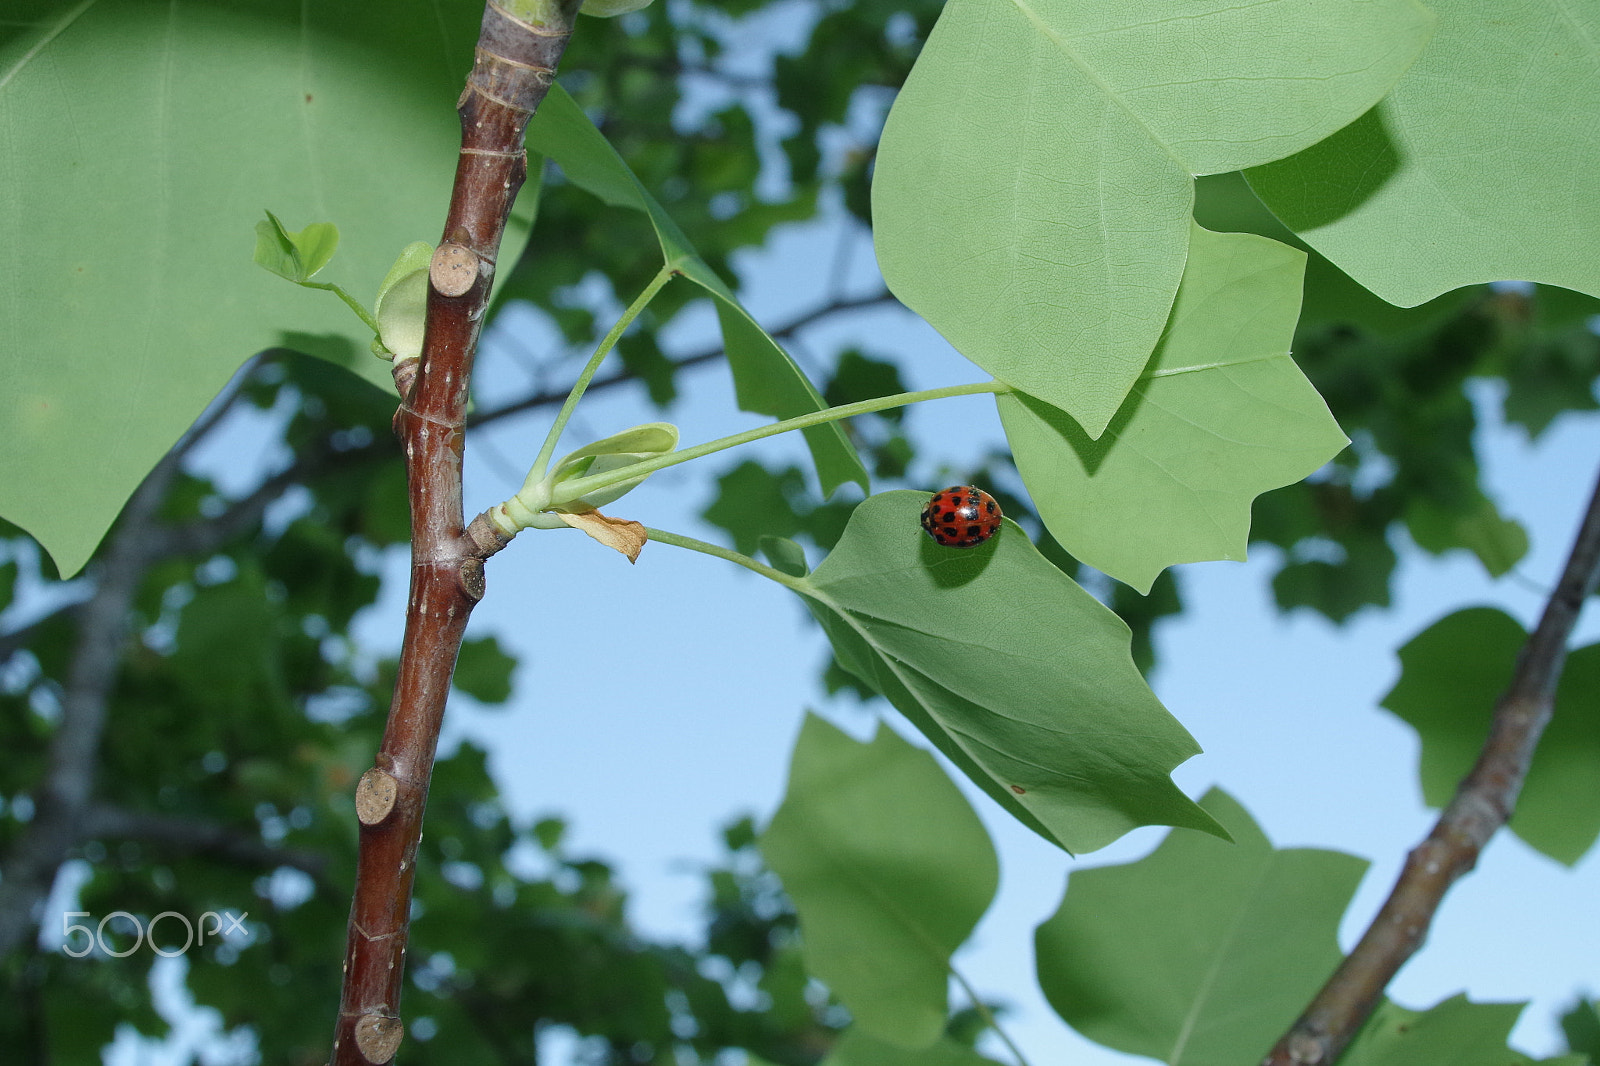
<box><xmin>920</xmin><ymin>486</ymin><xmax>1002</xmax><ymax>548</ymax></box>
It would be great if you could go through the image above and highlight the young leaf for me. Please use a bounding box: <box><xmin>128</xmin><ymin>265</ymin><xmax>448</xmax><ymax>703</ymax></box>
<box><xmin>760</xmin><ymin>714</ymin><xmax>999</xmax><ymax>1049</ymax></box>
<box><xmin>1034</xmin><ymin>789</ymin><xmax>1367</xmax><ymax>1065</ymax></box>
<box><xmin>253</xmin><ymin>210</ymin><xmax>340</xmax><ymax>283</ymax></box>
<box><xmin>524</xmin><ymin>85</ymin><xmax>868</xmax><ymax>497</ymax></box>
<box><xmin>1342</xmin><ymin>996</ymin><xmax>1587</xmax><ymax>1066</ymax></box>
<box><xmin>873</xmin><ymin>0</ymin><xmax>1434</xmax><ymax>437</ymax></box>
<box><xmin>1248</xmin><ymin>1</ymin><xmax>1600</xmax><ymax>307</ymax></box>
<box><xmin>998</xmin><ymin>225</ymin><xmax>1349</xmax><ymax>593</ymax></box>
<box><xmin>787</xmin><ymin>492</ymin><xmax>1225</xmax><ymax>854</ymax></box>
<box><xmin>1381</xmin><ymin>608</ymin><xmax>1600</xmax><ymax>866</ymax></box>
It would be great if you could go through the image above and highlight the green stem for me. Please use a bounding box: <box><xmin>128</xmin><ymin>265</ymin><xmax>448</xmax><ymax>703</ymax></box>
<box><xmin>949</xmin><ymin>965</ymin><xmax>1032</xmax><ymax>1066</ymax></box>
<box><xmin>531</xmin><ymin>266</ymin><xmax>676</xmax><ymax>481</ymax></box>
<box><xmin>551</xmin><ymin>379</ymin><xmax>1009</xmax><ymax>506</ymax></box>
<box><xmin>642</xmin><ymin>527</ymin><xmax>806</xmax><ymax>590</ymax></box>
<box><xmin>303</xmin><ymin>281</ymin><xmax>382</xmax><ymax>337</ymax></box>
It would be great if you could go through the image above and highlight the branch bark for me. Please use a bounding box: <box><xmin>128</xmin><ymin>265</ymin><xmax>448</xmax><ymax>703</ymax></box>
<box><xmin>327</xmin><ymin>3</ymin><xmax>582</xmax><ymax>1063</ymax></box>
<box><xmin>1262</xmin><ymin>461</ymin><xmax>1600</xmax><ymax>1066</ymax></box>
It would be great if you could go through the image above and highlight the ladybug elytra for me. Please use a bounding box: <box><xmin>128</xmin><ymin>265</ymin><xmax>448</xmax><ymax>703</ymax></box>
<box><xmin>920</xmin><ymin>486</ymin><xmax>1002</xmax><ymax>548</ymax></box>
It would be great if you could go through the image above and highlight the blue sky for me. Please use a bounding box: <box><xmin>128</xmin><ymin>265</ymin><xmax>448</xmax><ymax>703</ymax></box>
<box><xmin>368</xmin><ymin>200</ymin><xmax>1600</xmax><ymax>1064</ymax></box>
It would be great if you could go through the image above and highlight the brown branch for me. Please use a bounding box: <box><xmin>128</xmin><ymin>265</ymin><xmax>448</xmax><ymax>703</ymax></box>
<box><xmin>328</xmin><ymin>3</ymin><xmax>582</xmax><ymax>1063</ymax></box>
<box><xmin>79</xmin><ymin>803</ymin><xmax>333</xmax><ymax>888</ymax></box>
<box><xmin>1263</xmin><ymin>461</ymin><xmax>1600</xmax><ymax>1066</ymax></box>
<box><xmin>0</xmin><ymin>449</ymin><xmax>184</xmax><ymax>958</ymax></box>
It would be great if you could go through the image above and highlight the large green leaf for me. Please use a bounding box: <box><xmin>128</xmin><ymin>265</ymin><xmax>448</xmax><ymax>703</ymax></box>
<box><xmin>1343</xmin><ymin>996</ymin><xmax>1587</xmax><ymax>1066</ymax></box>
<box><xmin>1381</xmin><ymin>607</ymin><xmax>1600</xmax><ymax>866</ymax></box>
<box><xmin>999</xmin><ymin>225</ymin><xmax>1348</xmax><ymax>593</ymax></box>
<box><xmin>0</xmin><ymin>0</ymin><xmax>528</xmax><ymax>577</ymax></box>
<box><xmin>781</xmin><ymin>492</ymin><xmax>1225</xmax><ymax>854</ymax></box>
<box><xmin>873</xmin><ymin>0</ymin><xmax>1434</xmax><ymax>436</ymax></box>
<box><xmin>525</xmin><ymin>85</ymin><xmax>868</xmax><ymax>497</ymax></box>
<box><xmin>760</xmin><ymin>714</ymin><xmax>999</xmax><ymax>1048</ymax></box>
<box><xmin>1248</xmin><ymin>0</ymin><xmax>1600</xmax><ymax>307</ymax></box>
<box><xmin>1034</xmin><ymin>789</ymin><xmax>1366</xmax><ymax>1065</ymax></box>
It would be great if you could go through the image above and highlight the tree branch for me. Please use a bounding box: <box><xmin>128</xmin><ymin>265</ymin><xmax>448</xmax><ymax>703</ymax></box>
<box><xmin>79</xmin><ymin>803</ymin><xmax>333</xmax><ymax>889</ymax></box>
<box><xmin>1263</xmin><ymin>460</ymin><xmax>1600</xmax><ymax>1066</ymax></box>
<box><xmin>329</xmin><ymin>3</ymin><xmax>582</xmax><ymax>1062</ymax></box>
<box><xmin>0</xmin><ymin>448</ymin><xmax>185</xmax><ymax>958</ymax></box>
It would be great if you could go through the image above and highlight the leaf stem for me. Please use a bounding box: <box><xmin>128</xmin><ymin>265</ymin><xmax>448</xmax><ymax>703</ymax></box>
<box><xmin>531</xmin><ymin>266</ymin><xmax>676</xmax><ymax>480</ymax></box>
<box><xmin>303</xmin><ymin>280</ymin><xmax>383</xmax><ymax>337</ymax></box>
<box><xmin>642</xmin><ymin>527</ymin><xmax>806</xmax><ymax>590</ymax></box>
<box><xmin>551</xmin><ymin>380</ymin><xmax>1009</xmax><ymax>506</ymax></box>
<box><xmin>949</xmin><ymin>964</ymin><xmax>1033</xmax><ymax>1066</ymax></box>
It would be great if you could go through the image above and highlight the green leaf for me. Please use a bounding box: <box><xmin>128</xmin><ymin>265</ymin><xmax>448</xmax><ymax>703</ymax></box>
<box><xmin>1248</xmin><ymin>1</ymin><xmax>1600</xmax><ymax>307</ymax></box>
<box><xmin>1381</xmin><ymin>608</ymin><xmax>1600</xmax><ymax>865</ymax></box>
<box><xmin>786</xmin><ymin>492</ymin><xmax>1224</xmax><ymax>854</ymax></box>
<box><xmin>999</xmin><ymin>226</ymin><xmax>1349</xmax><ymax>593</ymax></box>
<box><xmin>873</xmin><ymin>0</ymin><xmax>1434</xmax><ymax>436</ymax></box>
<box><xmin>546</xmin><ymin>421</ymin><xmax>680</xmax><ymax>511</ymax></box>
<box><xmin>760</xmin><ymin>714</ymin><xmax>999</xmax><ymax>1048</ymax></box>
<box><xmin>1560</xmin><ymin>998</ymin><xmax>1600</xmax><ymax>1062</ymax></box>
<box><xmin>453</xmin><ymin>635</ymin><xmax>518</xmax><ymax>705</ymax></box>
<box><xmin>525</xmin><ymin>84</ymin><xmax>868</xmax><ymax>497</ymax></box>
<box><xmin>820</xmin><ymin>1028</ymin><xmax>1005</xmax><ymax>1066</ymax></box>
<box><xmin>1034</xmin><ymin>788</ymin><xmax>1367</xmax><ymax>1065</ymax></box>
<box><xmin>253</xmin><ymin>210</ymin><xmax>340</xmax><ymax>283</ymax></box>
<box><xmin>1404</xmin><ymin>491</ymin><xmax>1529</xmax><ymax>579</ymax></box>
<box><xmin>1343</xmin><ymin>995</ymin><xmax>1587</xmax><ymax>1066</ymax></box>
<box><xmin>1</xmin><ymin>0</ymin><xmax>533</xmax><ymax>577</ymax></box>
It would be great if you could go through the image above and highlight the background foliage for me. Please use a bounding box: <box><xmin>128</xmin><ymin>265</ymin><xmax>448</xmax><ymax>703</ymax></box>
<box><xmin>2</xmin><ymin>0</ymin><xmax>1599</xmax><ymax>1063</ymax></box>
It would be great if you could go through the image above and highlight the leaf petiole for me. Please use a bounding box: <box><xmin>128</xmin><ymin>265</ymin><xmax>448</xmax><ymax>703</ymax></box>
<box><xmin>530</xmin><ymin>265</ymin><xmax>676</xmax><ymax>482</ymax></box>
<box><xmin>642</xmin><ymin>527</ymin><xmax>808</xmax><ymax>589</ymax></box>
<box><xmin>549</xmin><ymin>380</ymin><xmax>1010</xmax><ymax>507</ymax></box>
<box><xmin>301</xmin><ymin>280</ymin><xmax>383</xmax><ymax>337</ymax></box>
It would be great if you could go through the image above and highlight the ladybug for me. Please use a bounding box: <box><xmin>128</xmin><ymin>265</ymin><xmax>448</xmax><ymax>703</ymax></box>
<box><xmin>920</xmin><ymin>486</ymin><xmax>1002</xmax><ymax>548</ymax></box>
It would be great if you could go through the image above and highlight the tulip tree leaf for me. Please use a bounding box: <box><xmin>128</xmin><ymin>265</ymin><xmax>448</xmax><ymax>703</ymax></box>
<box><xmin>1381</xmin><ymin>608</ymin><xmax>1600</xmax><ymax>866</ymax></box>
<box><xmin>1342</xmin><ymin>996</ymin><xmax>1587</xmax><ymax>1066</ymax></box>
<box><xmin>780</xmin><ymin>492</ymin><xmax>1225</xmax><ymax>854</ymax></box>
<box><xmin>525</xmin><ymin>85</ymin><xmax>867</xmax><ymax>497</ymax></box>
<box><xmin>873</xmin><ymin>0</ymin><xmax>1434</xmax><ymax>436</ymax></box>
<box><xmin>761</xmin><ymin>714</ymin><xmax>999</xmax><ymax>1049</ymax></box>
<box><xmin>1248</xmin><ymin>0</ymin><xmax>1600</xmax><ymax>307</ymax></box>
<box><xmin>999</xmin><ymin>225</ymin><xmax>1348</xmax><ymax>593</ymax></box>
<box><xmin>253</xmin><ymin>211</ymin><xmax>340</xmax><ymax>283</ymax></box>
<box><xmin>1034</xmin><ymin>789</ymin><xmax>1367</xmax><ymax>1065</ymax></box>
<box><xmin>0</xmin><ymin>0</ymin><xmax>532</xmax><ymax>577</ymax></box>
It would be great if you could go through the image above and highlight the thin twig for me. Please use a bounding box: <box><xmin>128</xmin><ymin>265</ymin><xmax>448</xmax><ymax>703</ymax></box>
<box><xmin>1262</xmin><ymin>459</ymin><xmax>1600</xmax><ymax>1066</ymax></box>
